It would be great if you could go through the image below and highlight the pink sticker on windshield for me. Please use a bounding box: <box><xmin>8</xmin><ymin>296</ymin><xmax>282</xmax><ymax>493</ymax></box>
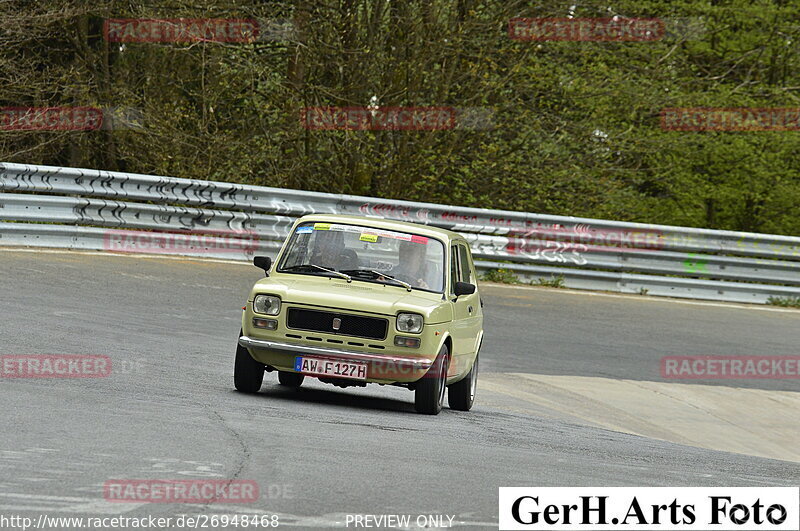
<box><xmin>411</xmin><ymin>235</ymin><xmax>428</xmax><ymax>244</ymax></box>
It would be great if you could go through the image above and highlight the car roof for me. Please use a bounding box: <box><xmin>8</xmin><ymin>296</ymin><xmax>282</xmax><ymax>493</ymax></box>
<box><xmin>294</xmin><ymin>214</ymin><xmax>464</xmax><ymax>242</ymax></box>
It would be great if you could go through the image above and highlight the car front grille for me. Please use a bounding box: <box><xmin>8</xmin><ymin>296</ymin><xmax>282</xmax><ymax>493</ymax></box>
<box><xmin>286</xmin><ymin>308</ymin><xmax>388</xmax><ymax>341</ymax></box>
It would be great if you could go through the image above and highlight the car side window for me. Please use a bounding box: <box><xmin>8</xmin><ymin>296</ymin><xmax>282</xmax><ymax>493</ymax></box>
<box><xmin>449</xmin><ymin>245</ymin><xmax>460</xmax><ymax>295</ymax></box>
<box><xmin>457</xmin><ymin>243</ymin><xmax>472</xmax><ymax>284</ymax></box>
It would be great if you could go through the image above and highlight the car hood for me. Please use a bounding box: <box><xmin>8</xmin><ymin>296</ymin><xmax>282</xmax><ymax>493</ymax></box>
<box><xmin>248</xmin><ymin>273</ymin><xmax>452</xmax><ymax>324</ymax></box>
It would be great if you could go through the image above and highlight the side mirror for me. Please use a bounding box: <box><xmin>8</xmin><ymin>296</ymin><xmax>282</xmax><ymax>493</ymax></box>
<box><xmin>254</xmin><ymin>256</ymin><xmax>272</xmax><ymax>276</ymax></box>
<box><xmin>454</xmin><ymin>281</ymin><xmax>476</xmax><ymax>297</ymax></box>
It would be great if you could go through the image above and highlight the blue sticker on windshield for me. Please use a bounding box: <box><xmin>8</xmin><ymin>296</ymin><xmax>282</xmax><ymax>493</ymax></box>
<box><xmin>296</xmin><ymin>226</ymin><xmax>313</xmax><ymax>234</ymax></box>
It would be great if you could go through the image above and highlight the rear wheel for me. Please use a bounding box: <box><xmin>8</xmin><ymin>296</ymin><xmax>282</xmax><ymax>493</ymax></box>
<box><xmin>278</xmin><ymin>371</ymin><xmax>304</xmax><ymax>388</ymax></box>
<box><xmin>448</xmin><ymin>353</ymin><xmax>479</xmax><ymax>411</ymax></box>
<box><xmin>414</xmin><ymin>345</ymin><xmax>449</xmax><ymax>415</ymax></box>
<box><xmin>234</xmin><ymin>332</ymin><xmax>264</xmax><ymax>393</ymax></box>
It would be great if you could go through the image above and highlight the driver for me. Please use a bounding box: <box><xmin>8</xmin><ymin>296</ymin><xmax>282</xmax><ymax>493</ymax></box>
<box><xmin>309</xmin><ymin>230</ymin><xmax>358</xmax><ymax>271</ymax></box>
<box><xmin>391</xmin><ymin>240</ymin><xmax>435</xmax><ymax>290</ymax></box>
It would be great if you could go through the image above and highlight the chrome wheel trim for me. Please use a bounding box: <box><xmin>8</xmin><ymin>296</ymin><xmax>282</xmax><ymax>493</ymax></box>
<box><xmin>469</xmin><ymin>355</ymin><xmax>479</xmax><ymax>401</ymax></box>
<box><xmin>437</xmin><ymin>357</ymin><xmax>448</xmax><ymax>406</ymax></box>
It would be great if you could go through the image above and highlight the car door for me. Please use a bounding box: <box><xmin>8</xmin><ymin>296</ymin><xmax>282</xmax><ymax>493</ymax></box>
<box><xmin>449</xmin><ymin>242</ymin><xmax>482</xmax><ymax>379</ymax></box>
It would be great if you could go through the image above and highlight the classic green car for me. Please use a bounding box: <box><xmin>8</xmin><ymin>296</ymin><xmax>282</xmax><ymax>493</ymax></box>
<box><xmin>234</xmin><ymin>214</ymin><xmax>483</xmax><ymax>414</ymax></box>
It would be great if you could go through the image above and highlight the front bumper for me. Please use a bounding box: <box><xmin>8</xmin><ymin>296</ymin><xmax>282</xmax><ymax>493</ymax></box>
<box><xmin>238</xmin><ymin>336</ymin><xmax>434</xmax><ymax>382</ymax></box>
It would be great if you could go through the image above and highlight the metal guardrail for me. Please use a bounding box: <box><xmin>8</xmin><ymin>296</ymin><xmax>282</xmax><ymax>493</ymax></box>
<box><xmin>2</xmin><ymin>162</ymin><xmax>799</xmax><ymax>304</ymax></box>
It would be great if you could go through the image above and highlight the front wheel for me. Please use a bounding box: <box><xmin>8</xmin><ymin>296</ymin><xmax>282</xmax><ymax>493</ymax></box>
<box><xmin>414</xmin><ymin>345</ymin><xmax>449</xmax><ymax>415</ymax></box>
<box><xmin>448</xmin><ymin>353</ymin><xmax>478</xmax><ymax>411</ymax></box>
<box><xmin>234</xmin><ymin>332</ymin><xmax>264</xmax><ymax>393</ymax></box>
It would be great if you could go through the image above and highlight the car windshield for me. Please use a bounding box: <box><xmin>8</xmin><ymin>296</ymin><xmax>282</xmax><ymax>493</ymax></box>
<box><xmin>278</xmin><ymin>221</ymin><xmax>445</xmax><ymax>293</ymax></box>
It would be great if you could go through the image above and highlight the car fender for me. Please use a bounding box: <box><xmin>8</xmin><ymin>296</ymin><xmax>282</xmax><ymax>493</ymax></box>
<box><xmin>428</xmin><ymin>330</ymin><xmax>450</xmax><ymax>363</ymax></box>
<box><xmin>429</xmin><ymin>330</ymin><xmax>461</xmax><ymax>381</ymax></box>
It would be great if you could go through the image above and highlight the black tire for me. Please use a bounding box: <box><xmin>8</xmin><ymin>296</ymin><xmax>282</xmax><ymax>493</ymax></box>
<box><xmin>278</xmin><ymin>371</ymin><xmax>304</xmax><ymax>388</ymax></box>
<box><xmin>448</xmin><ymin>353</ymin><xmax>479</xmax><ymax>411</ymax></box>
<box><xmin>414</xmin><ymin>345</ymin><xmax>449</xmax><ymax>415</ymax></box>
<box><xmin>234</xmin><ymin>333</ymin><xmax>264</xmax><ymax>393</ymax></box>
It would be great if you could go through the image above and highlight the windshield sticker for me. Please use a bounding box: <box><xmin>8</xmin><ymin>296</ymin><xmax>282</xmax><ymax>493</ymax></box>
<box><xmin>296</xmin><ymin>225</ymin><xmax>313</xmax><ymax>234</ymax></box>
<box><xmin>309</xmin><ymin>222</ymin><xmax>429</xmax><ymax>244</ymax></box>
<box><xmin>359</xmin><ymin>233</ymin><xmax>379</xmax><ymax>243</ymax></box>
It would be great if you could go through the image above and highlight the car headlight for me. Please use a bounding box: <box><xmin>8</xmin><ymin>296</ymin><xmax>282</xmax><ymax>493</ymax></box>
<box><xmin>253</xmin><ymin>295</ymin><xmax>281</xmax><ymax>316</ymax></box>
<box><xmin>396</xmin><ymin>313</ymin><xmax>423</xmax><ymax>333</ymax></box>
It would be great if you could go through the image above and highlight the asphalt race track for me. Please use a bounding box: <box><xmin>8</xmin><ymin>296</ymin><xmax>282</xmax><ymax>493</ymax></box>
<box><xmin>1</xmin><ymin>249</ymin><xmax>799</xmax><ymax>529</ymax></box>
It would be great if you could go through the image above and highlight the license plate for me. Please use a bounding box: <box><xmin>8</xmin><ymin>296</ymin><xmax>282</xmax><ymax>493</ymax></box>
<box><xmin>294</xmin><ymin>356</ymin><xmax>367</xmax><ymax>380</ymax></box>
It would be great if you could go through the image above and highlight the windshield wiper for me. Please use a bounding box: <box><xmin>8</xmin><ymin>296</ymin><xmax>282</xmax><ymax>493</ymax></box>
<box><xmin>339</xmin><ymin>269</ymin><xmax>412</xmax><ymax>291</ymax></box>
<box><xmin>282</xmin><ymin>264</ymin><xmax>351</xmax><ymax>282</ymax></box>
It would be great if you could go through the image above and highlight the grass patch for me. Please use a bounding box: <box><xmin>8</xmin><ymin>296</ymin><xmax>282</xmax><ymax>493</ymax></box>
<box><xmin>766</xmin><ymin>296</ymin><xmax>800</xmax><ymax>307</ymax></box>
<box><xmin>481</xmin><ymin>268</ymin><xmax>519</xmax><ymax>284</ymax></box>
<box><xmin>531</xmin><ymin>274</ymin><xmax>565</xmax><ymax>288</ymax></box>
<box><xmin>481</xmin><ymin>269</ymin><xmax>567</xmax><ymax>288</ymax></box>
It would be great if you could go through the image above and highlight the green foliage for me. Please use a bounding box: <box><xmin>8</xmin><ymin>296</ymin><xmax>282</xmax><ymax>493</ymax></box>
<box><xmin>766</xmin><ymin>296</ymin><xmax>800</xmax><ymax>308</ymax></box>
<box><xmin>481</xmin><ymin>268</ymin><xmax>519</xmax><ymax>284</ymax></box>
<box><xmin>2</xmin><ymin>0</ymin><xmax>800</xmax><ymax>236</ymax></box>
<box><xmin>531</xmin><ymin>275</ymin><xmax>566</xmax><ymax>288</ymax></box>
